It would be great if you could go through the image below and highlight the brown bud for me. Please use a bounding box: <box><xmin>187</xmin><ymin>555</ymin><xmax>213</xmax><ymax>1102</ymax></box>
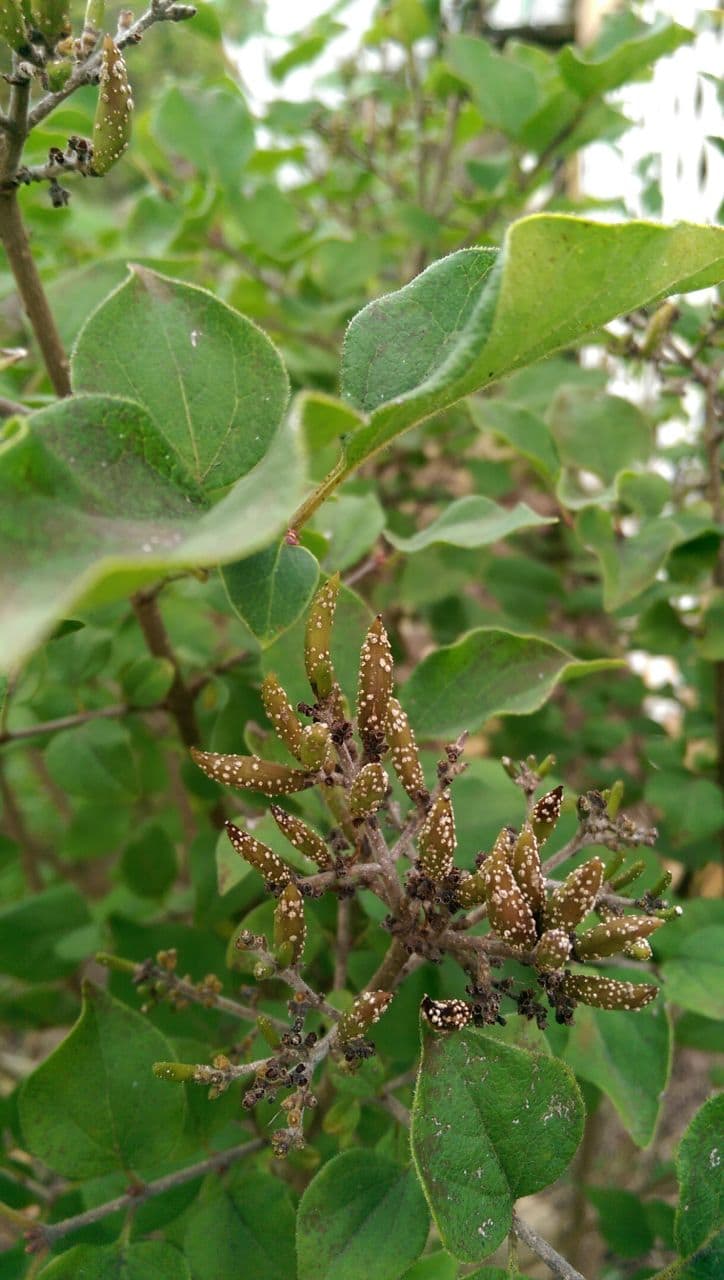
<box><xmin>530</xmin><ymin>785</ymin><xmax>563</xmax><ymax>846</ymax></box>
<box><xmin>225</xmin><ymin>820</ymin><xmax>294</xmax><ymax>887</ymax></box>
<box><xmin>357</xmin><ymin>615</ymin><xmax>394</xmax><ymax>751</ymax></box>
<box><xmin>274</xmin><ymin>884</ymin><xmax>306</xmax><ymax>965</ymax></box>
<box><xmin>304</xmin><ymin>573</ymin><xmax>340</xmax><ymax>700</ymax></box>
<box><xmin>486</xmin><ymin>858</ymin><xmax>538</xmax><ymax>952</ymax></box>
<box><xmin>491</xmin><ymin>826</ymin><xmax>518</xmax><ymax>861</ymax></box>
<box><xmin>455</xmin><ymin>870</ymin><xmax>488</xmax><ymax>908</ymax></box>
<box><xmin>421</xmin><ymin>994</ymin><xmax>472</xmax><ymax>1032</ymax></box>
<box><xmin>386</xmin><ymin>697</ymin><xmax>427</xmax><ymax>801</ymax></box>
<box><xmin>191</xmin><ymin>748</ymin><xmax>313</xmax><ymax>797</ymax></box>
<box><xmin>561</xmin><ymin>973</ymin><xmax>659</xmax><ymax>1012</ymax></box>
<box><xmin>262</xmin><ymin>673</ymin><xmax>304</xmax><ymax>759</ymax></box>
<box><xmin>544</xmin><ymin>857</ymin><xmax>604</xmax><ymax>931</ymax></box>
<box><xmin>510</xmin><ymin>824</ymin><xmax>544</xmax><ymax>916</ymax></box>
<box><xmin>349</xmin><ymin>762</ymin><xmax>388</xmax><ymax>818</ymax></box>
<box><xmin>533</xmin><ymin>928</ymin><xmax>572</xmax><ymax>973</ymax></box>
<box><xmin>298</xmin><ymin>723</ymin><xmax>331</xmax><ymax>771</ymax></box>
<box><xmin>418</xmin><ymin>790</ymin><xmax>456</xmax><ymax>882</ymax></box>
<box><xmin>91</xmin><ymin>36</ymin><xmax>133</xmax><ymax>176</ymax></box>
<box><xmin>270</xmin><ymin>804</ymin><xmax>332</xmax><ymax>870</ymax></box>
<box><xmin>573</xmin><ymin>915</ymin><xmax>663</xmax><ymax>961</ymax></box>
<box><xmin>338</xmin><ymin>990</ymin><xmax>393</xmax><ymax>1043</ymax></box>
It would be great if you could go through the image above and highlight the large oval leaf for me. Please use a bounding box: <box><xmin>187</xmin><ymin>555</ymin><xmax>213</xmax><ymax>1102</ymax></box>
<box><xmin>222</xmin><ymin>540</ymin><xmax>319</xmax><ymax>648</ymax></box>
<box><xmin>73</xmin><ymin>266</ymin><xmax>289</xmax><ymax>497</ymax></box>
<box><xmin>411</xmin><ymin>1027</ymin><xmax>584</xmax><ymax>1261</ymax></box>
<box><xmin>402</xmin><ymin>627</ymin><xmax>620</xmax><ymax>738</ymax></box>
<box><xmin>296</xmin><ymin>1149</ymin><xmax>430</xmax><ymax>1280</ymax></box>
<box><xmin>674</xmin><ymin>1094</ymin><xmax>724</xmax><ymax>1273</ymax></box>
<box><xmin>19</xmin><ymin>983</ymin><xmax>186</xmax><ymax>1178</ymax></box>
<box><xmin>183</xmin><ymin>1165</ymin><xmax>296</xmax><ymax>1280</ymax></box>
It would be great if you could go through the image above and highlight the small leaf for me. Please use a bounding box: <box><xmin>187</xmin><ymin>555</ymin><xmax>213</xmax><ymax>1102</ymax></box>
<box><xmin>402</xmin><ymin>628</ymin><xmax>620</xmax><ymax>738</ymax></box>
<box><xmin>153</xmin><ymin>83</ymin><xmax>254</xmax><ymax>194</ymax></box>
<box><xmin>386</xmin><ymin>496</ymin><xmax>555</xmax><ymax>554</ymax></box>
<box><xmin>37</xmin><ymin>1240</ymin><xmax>190</xmax><ymax>1280</ymax></box>
<box><xmin>0</xmin><ymin>885</ymin><xmax>90</xmax><ymax>982</ymax></box>
<box><xmin>674</xmin><ymin>1094</ymin><xmax>724</xmax><ymax>1269</ymax></box>
<box><xmin>411</xmin><ymin>1027</ymin><xmax>584</xmax><ymax>1260</ymax></box>
<box><xmin>317</xmin><ymin>492</ymin><xmax>386</xmax><ymax>571</ymax></box>
<box><xmin>19</xmin><ymin>984</ymin><xmax>186</xmax><ymax>1177</ymax></box>
<box><xmin>222</xmin><ymin>541</ymin><xmax>319</xmax><ymax>648</ymax></box>
<box><xmin>297</xmin><ymin>1149</ymin><xmax>430</xmax><ymax>1280</ymax></box>
<box><xmin>576</xmin><ymin>509</ymin><xmax>722</xmax><ymax>610</ymax></box>
<box><xmin>120</xmin><ymin>654</ymin><xmax>175</xmax><ymax>706</ymax></box>
<box><xmin>559</xmin><ymin>17</ymin><xmax>693</xmax><ymax>97</ymax></box>
<box><xmin>445</xmin><ymin>36</ymin><xmax>540</xmax><ymax>137</ymax></box>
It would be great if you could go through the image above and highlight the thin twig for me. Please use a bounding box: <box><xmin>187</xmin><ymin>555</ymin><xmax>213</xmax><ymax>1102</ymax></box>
<box><xmin>333</xmin><ymin>897</ymin><xmax>352</xmax><ymax>990</ymax></box>
<box><xmin>511</xmin><ymin>1212</ymin><xmax>587</xmax><ymax>1280</ymax></box>
<box><xmin>0</xmin><ymin>394</ymin><xmax>26</xmax><ymax>417</ymax></box>
<box><xmin>95</xmin><ymin>953</ymin><xmax>284</xmax><ymax>1028</ymax></box>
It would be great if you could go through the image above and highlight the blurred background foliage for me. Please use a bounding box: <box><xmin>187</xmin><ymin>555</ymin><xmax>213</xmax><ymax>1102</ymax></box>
<box><xmin>0</xmin><ymin>2</ymin><xmax>722</xmax><ymax>1277</ymax></box>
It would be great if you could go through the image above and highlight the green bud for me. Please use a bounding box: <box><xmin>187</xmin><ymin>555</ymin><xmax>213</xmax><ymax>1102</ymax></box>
<box><xmin>270</xmin><ymin>804</ymin><xmax>332</xmax><ymax>869</ymax></box>
<box><xmin>262</xmin><ymin>672</ymin><xmax>305</xmax><ymax>759</ymax></box>
<box><xmin>256</xmin><ymin>1014</ymin><xmax>281</xmax><ymax>1049</ymax></box>
<box><xmin>417</xmin><ymin>789</ymin><xmax>456</xmax><ymax>881</ymax></box>
<box><xmin>533</xmin><ymin>928</ymin><xmax>571</xmax><ymax>973</ymax></box>
<box><xmin>153</xmin><ymin>1060</ymin><xmax>197</xmax><ymax>1083</ymax></box>
<box><xmin>455</xmin><ymin>869</ymin><xmax>488</xmax><ymax>908</ymax></box>
<box><xmin>338</xmin><ymin>990</ymin><xmax>393</xmax><ymax>1043</ymax></box>
<box><xmin>561</xmin><ymin>973</ymin><xmax>659</xmax><ymax>1012</ymax></box>
<box><xmin>537</xmin><ymin>753</ymin><xmax>556</xmax><ymax>778</ymax></box>
<box><xmin>386</xmin><ymin>697</ymin><xmax>427</xmax><ymax>802</ymax></box>
<box><xmin>510</xmin><ymin>823</ymin><xmax>544</xmax><ymax>915</ymax></box>
<box><xmin>486</xmin><ymin>856</ymin><xmax>538</xmax><ymax>952</ymax></box>
<box><xmin>91</xmin><ymin>36</ymin><xmax>133</xmax><ymax>175</ymax></box>
<box><xmin>648</xmin><ymin>869</ymin><xmax>673</xmax><ymax>899</ymax></box>
<box><xmin>253</xmin><ymin>960</ymin><xmax>276</xmax><ymax>981</ymax></box>
<box><xmin>623</xmin><ymin>937</ymin><xmax>653</xmax><ymax>961</ymax></box>
<box><xmin>530</xmin><ymin>785</ymin><xmax>563</xmax><ymax>847</ymax></box>
<box><xmin>273</xmin><ymin>884</ymin><xmax>306</xmax><ymax>966</ymax></box>
<box><xmin>609</xmin><ymin>859</ymin><xmax>646</xmax><ymax>892</ymax></box>
<box><xmin>357</xmin><ymin>615</ymin><xmax>394</xmax><ymax>752</ymax></box>
<box><xmin>544</xmin><ymin>857</ymin><xmax>604</xmax><ymax>931</ymax></box>
<box><xmin>304</xmin><ymin>573</ymin><xmax>340</xmax><ymax>700</ymax></box>
<box><xmin>605</xmin><ymin>779</ymin><xmax>625</xmax><ymax>818</ymax></box>
<box><xmin>349</xmin><ymin>761</ymin><xmax>388</xmax><ymax>818</ymax></box>
<box><xmin>603</xmin><ymin>850</ymin><xmax>626</xmax><ymax>881</ymax></box>
<box><xmin>298</xmin><ymin>722</ymin><xmax>331</xmax><ymax>771</ymax></box>
<box><xmin>640</xmin><ymin>300</ymin><xmax>678</xmax><ymax>356</ymax></box>
<box><xmin>191</xmin><ymin>748</ymin><xmax>314</xmax><ymax>797</ymax></box>
<box><xmin>573</xmin><ymin>915</ymin><xmax>663</xmax><ymax>960</ymax></box>
<box><xmin>95</xmin><ymin>951</ymin><xmax>137</xmax><ymax>975</ymax></box>
<box><xmin>501</xmin><ymin>756</ymin><xmax>519</xmax><ymax>780</ymax></box>
<box><xmin>654</xmin><ymin>904</ymin><xmax>684</xmax><ymax>922</ymax></box>
<box><xmin>225</xmin><ymin>820</ymin><xmax>295</xmax><ymax>888</ymax></box>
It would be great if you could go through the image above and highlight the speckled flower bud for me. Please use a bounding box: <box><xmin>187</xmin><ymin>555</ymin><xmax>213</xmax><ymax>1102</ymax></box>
<box><xmin>262</xmin><ymin>673</ymin><xmax>304</xmax><ymax>759</ymax></box>
<box><xmin>225</xmin><ymin>820</ymin><xmax>294</xmax><ymax>888</ymax></box>
<box><xmin>191</xmin><ymin>748</ymin><xmax>313</xmax><ymax>797</ymax></box>
<box><xmin>270</xmin><ymin>804</ymin><xmax>332</xmax><ymax>869</ymax></box>
<box><xmin>357</xmin><ymin>615</ymin><xmax>394</xmax><ymax>752</ymax></box>
<box><xmin>510</xmin><ymin>823</ymin><xmax>544</xmax><ymax>915</ymax></box>
<box><xmin>573</xmin><ymin>915</ymin><xmax>663</xmax><ymax>961</ymax></box>
<box><xmin>455</xmin><ymin>869</ymin><xmax>488</xmax><ymax>908</ymax></box>
<box><xmin>298</xmin><ymin>723</ymin><xmax>331</xmax><ymax>771</ymax></box>
<box><xmin>418</xmin><ymin>789</ymin><xmax>456</xmax><ymax>882</ymax></box>
<box><xmin>486</xmin><ymin>858</ymin><xmax>538</xmax><ymax>952</ymax></box>
<box><xmin>491</xmin><ymin>826</ymin><xmax>517</xmax><ymax>861</ymax></box>
<box><xmin>30</xmin><ymin>1</ymin><xmax>71</xmax><ymax>45</ymax></box>
<box><xmin>544</xmin><ymin>857</ymin><xmax>604</xmax><ymax>931</ymax></box>
<box><xmin>533</xmin><ymin>928</ymin><xmax>572</xmax><ymax>973</ymax></box>
<box><xmin>0</xmin><ymin>1</ymin><xmax>28</xmax><ymax>51</ymax></box>
<box><xmin>91</xmin><ymin>36</ymin><xmax>133</xmax><ymax>175</ymax></box>
<box><xmin>421</xmin><ymin>994</ymin><xmax>472</xmax><ymax>1032</ymax></box>
<box><xmin>530</xmin><ymin>785</ymin><xmax>563</xmax><ymax>846</ymax></box>
<box><xmin>274</xmin><ymin>884</ymin><xmax>306</xmax><ymax>965</ymax></box>
<box><xmin>304</xmin><ymin>573</ymin><xmax>340</xmax><ymax>700</ymax></box>
<box><xmin>386</xmin><ymin>697</ymin><xmax>427</xmax><ymax>802</ymax></box>
<box><xmin>349</xmin><ymin>762</ymin><xmax>388</xmax><ymax>818</ymax></box>
<box><xmin>338</xmin><ymin>990</ymin><xmax>393</xmax><ymax>1043</ymax></box>
<box><xmin>561</xmin><ymin>973</ymin><xmax>659</xmax><ymax>1012</ymax></box>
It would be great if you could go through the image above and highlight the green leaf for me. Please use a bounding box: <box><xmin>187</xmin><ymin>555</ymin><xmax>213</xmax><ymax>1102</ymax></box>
<box><xmin>297</xmin><ymin>1149</ymin><xmax>430</xmax><ymax>1280</ymax></box>
<box><xmin>470</xmin><ymin>399</ymin><xmax>559</xmax><ymax>482</ymax></box>
<box><xmin>340</xmin><ymin>216</ymin><xmax>724</xmax><ymax>472</ymax></box>
<box><xmin>563</xmin><ymin>994</ymin><xmax>671</xmax><ymax>1147</ymax></box>
<box><xmin>222</xmin><ymin>540</ymin><xmax>319</xmax><ymax>648</ymax></box>
<box><xmin>445</xmin><ymin>37</ymin><xmax>540</xmax><ymax>137</ymax></box>
<box><xmin>184</xmin><ymin>1164</ymin><xmax>296</xmax><ymax>1280</ymax></box>
<box><xmin>402</xmin><ymin>627</ymin><xmax>620</xmax><ymax>738</ymax></box>
<box><xmin>401</xmin><ymin>1254</ymin><xmax>457</xmax><ymax>1280</ymax></box>
<box><xmin>548</xmin><ymin>387</ymin><xmax>651</xmax><ymax>485</ymax></box>
<box><xmin>386</xmin><ymin>496</ymin><xmax>555</xmax><ymax>553</ymax></box>
<box><xmin>576</xmin><ymin>509</ymin><xmax>722</xmax><ymax>610</ymax></box>
<box><xmin>658</xmin><ymin>929</ymin><xmax>724</xmax><ymax>1021</ymax></box>
<box><xmin>120</xmin><ymin>821</ymin><xmax>178</xmax><ymax>899</ymax></box>
<box><xmin>120</xmin><ymin>655</ymin><xmax>175</xmax><ymax>707</ymax></box>
<box><xmin>19</xmin><ymin>983</ymin><xmax>186</xmax><ymax>1177</ymax></box>
<box><xmin>45</xmin><ymin>721</ymin><xmax>138</xmax><ymax>803</ymax></box>
<box><xmin>0</xmin><ymin>393</ymin><xmax>305</xmax><ymax>672</ymax></box>
<box><xmin>0</xmin><ymin>885</ymin><xmax>91</xmax><ymax>982</ymax></box>
<box><xmin>72</xmin><ymin>267</ymin><xmax>289</xmax><ymax>497</ymax></box>
<box><xmin>37</xmin><ymin>1241</ymin><xmax>191</xmax><ymax>1280</ymax></box>
<box><xmin>316</xmin><ymin>492</ymin><xmax>386</xmax><ymax>571</ymax></box>
<box><xmin>586</xmin><ymin>1187</ymin><xmax>654</xmax><ymax>1258</ymax></box>
<box><xmin>411</xmin><ymin>1027</ymin><xmax>584</xmax><ymax>1260</ymax></box>
<box><xmin>559</xmin><ymin>18</ymin><xmax>693</xmax><ymax>98</ymax></box>
<box><xmin>153</xmin><ymin>83</ymin><xmax>255</xmax><ymax>194</ymax></box>
<box><xmin>674</xmin><ymin>1095</ymin><xmax>724</xmax><ymax>1274</ymax></box>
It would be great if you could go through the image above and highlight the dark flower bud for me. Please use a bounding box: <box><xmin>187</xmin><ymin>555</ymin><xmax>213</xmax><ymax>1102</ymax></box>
<box><xmin>304</xmin><ymin>574</ymin><xmax>340</xmax><ymax>700</ymax></box>
<box><xmin>544</xmin><ymin>857</ymin><xmax>604</xmax><ymax>931</ymax></box>
<box><xmin>573</xmin><ymin>915</ymin><xmax>663</xmax><ymax>960</ymax></box>
<box><xmin>418</xmin><ymin>789</ymin><xmax>456</xmax><ymax>882</ymax></box>
<box><xmin>421</xmin><ymin>994</ymin><xmax>472</xmax><ymax>1032</ymax></box>
<box><xmin>338</xmin><ymin>990</ymin><xmax>393</xmax><ymax>1043</ymax></box>
<box><xmin>225</xmin><ymin>820</ymin><xmax>294</xmax><ymax>887</ymax></box>
<box><xmin>274</xmin><ymin>884</ymin><xmax>306</xmax><ymax>966</ymax></box>
<box><xmin>349</xmin><ymin>762</ymin><xmax>388</xmax><ymax>818</ymax></box>
<box><xmin>191</xmin><ymin>748</ymin><xmax>313</xmax><ymax>797</ymax></box>
<box><xmin>270</xmin><ymin>804</ymin><xmax>332</xmax><ymax>870</ymax></box>
<box><xmin>530</xmin><ymin>785</ymin><xmax>563</xmax><ymax>846</ymax></box>
<box><xmin>261</xmin><ymin>673</ymin><xmax>305</xmax><ymax>759</ymax></box>
<box><xmin>533</xmin><ymin>928</ymin><xmax>572</xmax><ymax>973</ymax></box>
<box><xmin>510</xmin><ymin>823</ymin><xmax>544</xmax><ymax>915</ymax></box>
<box><xmin>561</xmin><ymin>973</ymin><xmax>659</xmax><ymax>1012</ymax></box>
<box><xmin>386</xmin><ymin>697</ymin><xmax>427</xmax><ymax>802</ymax></box>
<box><xmin>486</xmin><ymin>857</ymin><xmax>538</xmax><ymax>952</ymax></box>
<box><xmin>357</xmin><ymin>615</ymin><xmax>394</xmax><ymax>752</ymax></box>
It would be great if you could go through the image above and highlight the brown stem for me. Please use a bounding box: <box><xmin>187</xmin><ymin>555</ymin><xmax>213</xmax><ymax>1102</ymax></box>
<box><xmin>25</xmin><ymin>1137</ymin><xmax>263</xmax><ymax>1252</ymax></box>
<box><xmin>703</xmin><ymin>362</ymin><xmax>724</xmax><ymax>799</ymax></box>
<box><xmin>333</xmin><ymin>896</ymin><xmax>352</xmax><ymax>990</ymax></box>
<box><xmin>95</xmin><ymin>952</ymin><xmax>280</xmax><ymax>1027</ymax></box>
<box><xmin>512</xmin><ymin>1212</ymin><xmax>587</xmax><ymax>1280</ymax></box>
<box><xmin>0</xmin><ymin>191</ymin><xmax>71</xmax><ymax>396</ymax></box>
<box><xmin>0</xmin><ymin>760</ymin><xmax>44</xmax><ymax>890</ymax></box>
<box><xmin>0</xmin><ymin>394</ymin><xmax>26</xmax><ymax>417</ymax></box>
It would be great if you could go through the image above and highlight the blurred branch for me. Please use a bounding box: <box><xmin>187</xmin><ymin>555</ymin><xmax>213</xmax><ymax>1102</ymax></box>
<box><xmin>512</xmin><ymin>1212</ymin><xmax>586</xmax><ymax>1280</ymax></box>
